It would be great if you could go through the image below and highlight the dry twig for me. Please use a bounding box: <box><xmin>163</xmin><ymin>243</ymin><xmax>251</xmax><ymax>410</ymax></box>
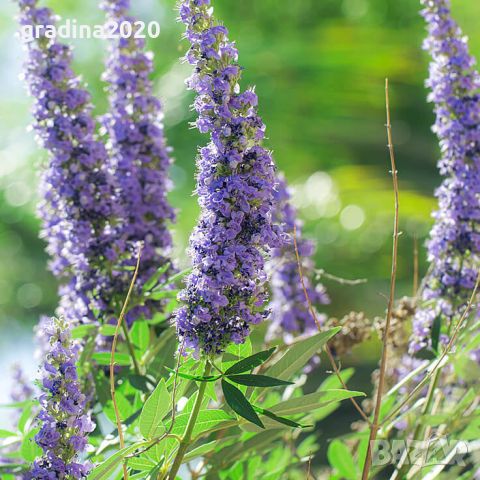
<box><xmin>361</xmin><ymin>79</ymin><xmax>400</xmax><ymax>480</ymax></box>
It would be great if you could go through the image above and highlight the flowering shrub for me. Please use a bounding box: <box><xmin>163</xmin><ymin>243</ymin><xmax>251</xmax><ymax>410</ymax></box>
<box><xmin>1</xmin><ymin>0</ymin><xmax>480</xmax><ymax>479</ymax></box>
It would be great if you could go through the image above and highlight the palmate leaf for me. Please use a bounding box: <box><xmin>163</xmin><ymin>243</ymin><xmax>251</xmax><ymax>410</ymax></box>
<box><xmin>266</xmin><ymin>327</ymin><xmax>341</xmax><ymax>381</ymax></box>
<box><xmin>226</xmin><ymin>374</ymin><xmax>293</xmax><ymax>387</ymax></box>
<box><xmin>224</xmin><ymin>348</ymin><xmax>276</xmax><ymax>375</ymax></box>
<box><xmin>222</xmin><ymin>379</ymin><xmax>264</xmax><ymax>429</ymax></box>
<box><xmin>139</xmin><ymin>379</ymin><xmax>170</xmax><ymax>439</ymax></box>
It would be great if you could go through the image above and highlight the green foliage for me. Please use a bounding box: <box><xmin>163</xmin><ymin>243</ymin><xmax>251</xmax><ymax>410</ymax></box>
<box><xmin>139</xmin><ymin>379</ymin><xmax>169</xmax><ymax>439</ymax></box>
<box><xmin>222</xmin><ymin>379</ymin><xmax>265</xmax><ymax>429</ymax></box>
<box><xmin>327</xmin><ymin>440</ymin><xmax>357</xmax><ymax>480</ymax></box>
<box><xmin>79</xmin><ymin>325</ymin><xmax>365</xmax><ymax>479</ymax></box>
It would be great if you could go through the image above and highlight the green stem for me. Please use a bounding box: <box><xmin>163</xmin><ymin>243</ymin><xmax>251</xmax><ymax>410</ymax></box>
<box><xmin>395</xmin><ymin>369</ymin><xmax>441</xmax><ymax>478</ymax></box>
<box><xmin>167</xmin><ymin>363</ymin><xmax>212</xmax><ymax>480</ymax></box>
<box><xmin>122</xmin><ymin>321</ymin><xmax>141</xmax><ymax>375</ymax></box>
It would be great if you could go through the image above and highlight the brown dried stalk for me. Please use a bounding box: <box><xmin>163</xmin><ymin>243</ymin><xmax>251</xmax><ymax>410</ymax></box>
<box><xmin>110</xmin><ymin>244</ymin><xmax>143</xmax><ymax>480</ymax></box>
<box><xmin>293</xmin><ymin>225</ymin><xmax>371</xmax><ymax>424</ymax></box>
<box><xmin>361</xmin><ymin>78</ymin><xmax>400</xmax><ymax>480</ymax></box>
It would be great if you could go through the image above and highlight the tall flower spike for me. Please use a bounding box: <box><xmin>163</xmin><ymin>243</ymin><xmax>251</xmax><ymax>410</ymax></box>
<box><xmin>176</xmin><ymin>0</ymin><xmax>281</xmax><ymax>354</ymax></box>
<box><xmin>268</xmin><ymin>175</ymin><xmax>329</xmax><ymax>339</ymax></box>
<box><xmin>100</xmin><ymin>0</ymin><xmax>176</xmax><ymax>323</ymax></box>
<box><xmin>410</xmin><ymin>0</ymin><xmax>480</xmax><ymax>354</ymax></box>
<box><xmin>17</xmin><ymin>0</ymin><xmax>123</xmax><ymax>326</ymax></box>
<box><xmin>26</xmin><ymin>317</ymin><xmax>95</xmax><ymax>480</ymax></box>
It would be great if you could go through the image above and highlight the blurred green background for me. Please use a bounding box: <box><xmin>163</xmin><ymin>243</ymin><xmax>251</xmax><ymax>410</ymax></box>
<box><xmin>1</xmin><ymin>0</ymin><xmax>480</xmax><ymax>420</ymax></box>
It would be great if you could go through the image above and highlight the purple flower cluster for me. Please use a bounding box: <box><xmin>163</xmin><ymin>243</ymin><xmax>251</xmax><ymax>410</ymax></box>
<box><xmin>26</xmin><ymin>317</ymin><xmax>95</xmax><ymax>479</ymax></box>
<box><xmin>17</xmin><ymin>0</ymin><xmax>175</xmax><ymax>327</ymax></box>
<box><xmin>100</xmin><ymin>0</ymin><xmax>176</xmax><ymax>322</ymax></box>
<box><xmin>268</xmin><ymin>175</ymin><xmax>329</xmax><ymax>338</ymax></box>
<box><xmin>175</xmin><ymin>0</ymin><xmax>281</xmax><ymax>354</ymax></box>
<box><xmin>410</xmin><ymin>0</ymin><xmax>480</xmax><ymax>354</ymax></box>
<box><xmin>17</xmin><ymin>0</ymin><xmax>119</xmax><ymax>325</ymax></box>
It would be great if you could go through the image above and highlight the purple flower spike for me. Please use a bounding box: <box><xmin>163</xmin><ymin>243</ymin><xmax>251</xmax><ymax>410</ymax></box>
<box><xmin>410</xmin><ymin>0</ymin><xmax>480</xmax><ymax>355</ymax></box>
<box><xmin>16</xmin><ymin>0</ymin><xmax>121</xmax><ymax>325</ymax></box>
<box><xmin>100</xmin><ymin>0</ymin><xmax>176</xmax><ymax>323</ymax></box>
<box><xmin>17</xmin><ymin>0</ymin><xmax>176</xmax><ymax>328</ymax></box>
<box><xmin>268</xmin><ymin>175</ymin><xmax>329</xmax><ymax>339</ymax></box>
<box><xmin>175</xmin><ymin>0</ymin><xmax>281</xmax><ymax>354</ymax></box>
<box><xmin>25</xmin><ymin>318</ymin><xmax>94</xmax><ymax>480</ymax></box>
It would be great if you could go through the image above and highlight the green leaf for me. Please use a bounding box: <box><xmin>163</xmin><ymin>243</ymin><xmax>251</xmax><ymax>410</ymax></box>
<box><xmin>127</xmin><ymin>455</ymin><xmax>156</xmax><ymax>471</ymax></box>
<box><xmin>89</xmin><ymin>442</ymin><xmax>149</xmax><ymax>480</ymax></box>
<box><xmin>148</xmin><ymin>289</ymin><xmax>179</xmax><ymax>301</ymax></box>
<box><xmin>210</xmin><ymin>430</ymin><xmax>283</xmax><ymax>466</ymax></box>
<box><xmin>431</xmin><ymin>315</ymin><xmax>442</xmax><ymax>354</ymax></box>
<box><xmin>253</xmin><ymin>406</ymin><xmax>305</xmax><ymax>428</ymax></box>
<box><xmin>71</xmin><ymin>324</ymin><xmax>97</xmax><ymax>339</ymax></box>
<box><xmin>160</xmin><ymin>267</ymin><xmax>192</xmax><ymax>288</ymax></box>
<box><xmin>184</xmin><ymin>440</ymin><xmax>218</xmax><ymax>461</ymax></box>
<box><xmin>319</xmin><ymin>368</ymin><xmax>355</xmax><ymax>391</ymax></box>
<box><xmin>225</xmin><ymin>338</ymin><xmax>253</xmax><ymax>359</ymax></box>
<box><xmin>169</xmin><ymin>409</ymin><xmax>234</xmax><ymax>438</ymax></box>
<box><xmin>266</xmin><ymin>328</ymin><xmax>341</xmax><ymax>380</ymax></box>
<box><xmin>142</xmin><ymin>263</ymin><xmax>171</xmax><ymax>293</ymax></box>
<box><xmin>327</xmin><ymin>440</ymin><xmax>357</xmax><ymax>480</ymax></box>
<box><xmin>131</xmin><ymin>321</ymin><xmax>150</xmax><ymax>351</ymax></box>
<box><xmin>270</xmin><ymin>389</ymin><xmax>365</xmax><ymax>416</ymax></box>
<box><xmin>18</xmin><ymin>402</ymin><xmax>33</xmax><ymax>433</ymax></box>
<box><xmin>0</xmin><ymin>429</ymin><xmax>16</xmax><ymax>438</ymax></box>
<box><xmin>165</xmin><ymin>367</ymin><xmax>221</xmax><ymax>382</ymax></box>
<box><xmin>20</xmin><ymin>429</ymin><xmax>41</xmax><ymax>462</ymax></box>
<box><xmin>226</xmin><ymin>374</ymin><xmax>293</xmax><ymax>387</ymax></box>
<box><xmin>98</xmin><ymin>324</ymin><xmax>117</xmax><ymax>337</ymax></box>
<box><xmin>129</xmin><ymin>374</ymin><xmax>155</xmax><ymax>393</ymax></box>
<box><xmin>104</xmin><ymin>392</ymin><xmax>133</xmax><ymax>425</ymax></box>
<box><xmin>139</xmin><ymin>379</ymin><xmax>170</xmax><ymax>439</ymax></box>
<box><xmin>224</xmin><ymin>348</ymin><xmax>276</xmax><ymax>375</ymax></box>
<box><xmin>92</xmin><ymin>352</ymin><xmax>130</xmax><ymax>366</ymax></box>
<box><xmin>222</xmin><ymin>379</ymin><xmax>264</xmax><ymax>429</ymax></box>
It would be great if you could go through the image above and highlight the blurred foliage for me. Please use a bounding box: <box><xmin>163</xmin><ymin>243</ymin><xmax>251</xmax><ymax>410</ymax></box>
<box><xmin>1</xmin><ymin>0</ymin><xmax>480</xmax><ymax>352</ymax></box>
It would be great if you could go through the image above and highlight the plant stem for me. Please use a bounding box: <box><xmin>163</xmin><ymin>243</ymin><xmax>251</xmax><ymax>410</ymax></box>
<box><xmin>393</xmin><ymin>369</ymin><xmax>441</xmax><ymax>479</ymax></box>
<box><xmin>110</xmin><ymin>245</ymin><xmax>143</xmax><ymax>480</ymax></box>
<box><xmin>122</xmin><ymin>320</ymin><xmax>141</xmax><ymax>375</ymax></box>
<box><xmin>167</xmin><ymin>363</ymin><xmax>212</xmax><ymax>480</ymax></box>
<box><xmin>361</xmin><ymin>78</ymin><xmax>400</xmax><ymax>480</ymax></box>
